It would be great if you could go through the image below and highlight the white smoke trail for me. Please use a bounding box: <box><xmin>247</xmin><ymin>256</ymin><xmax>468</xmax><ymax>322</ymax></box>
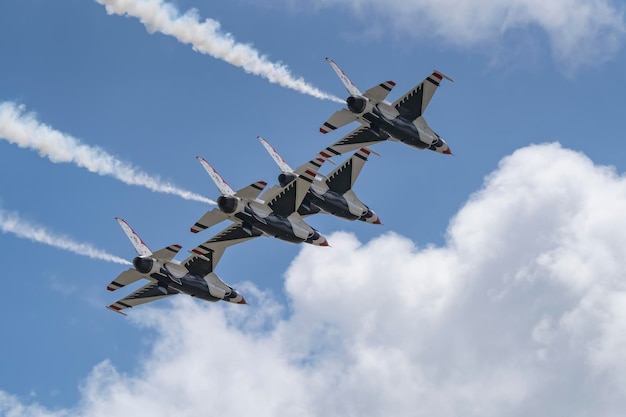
<box><xmin>0</xmin><ymin>102</ymin><xmax>215</xmax><ymax>205</ymax></box>
<box><xmin>96</xmin><ymin>0</ymin><xmax>344</xmax><ymax>103</ymax></box>
<box><xmin>0</xmin><ymin>207</ymin><xmax>131</xmax><ymax>265</ymax></box>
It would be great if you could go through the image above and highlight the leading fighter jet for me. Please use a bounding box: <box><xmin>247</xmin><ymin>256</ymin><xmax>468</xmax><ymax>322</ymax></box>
<box><xmin>190</xmin><ymin>154</ymin><xmax>329</xmax><ymax>246</ymax></box>
<box><xmin>320</xmin><ymin>57</ymin><xmax>453</xmax><ymax>156</ymax></box>
<box><xmin>257</xmin><ymin>136</ymin><xmax>381</xmax><ymax>225</ymax></box>
<box><xmin>107</xmin><ymin>218</ymin><xmax>248</xmax><ymax>315</ymax></box>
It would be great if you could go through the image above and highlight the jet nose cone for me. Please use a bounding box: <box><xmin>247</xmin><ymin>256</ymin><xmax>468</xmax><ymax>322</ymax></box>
<box><xmin>443</xmin><ymin>148</ymin><xmax>452</xmax><ymax>155</ymax></box>
<box><xmin>318</xmin><ymin>238</ymin><xmax>330</xmax><ymax>247</ymax></box>
<box><xmin>237</xmin><ymin>296</ymin><xmax>247</xmax><ymax>305</ymax></box>
<box><xmin>373</xmin><ymin>218</ymin><xmax>382</xmax><ymax>225</ymax></box>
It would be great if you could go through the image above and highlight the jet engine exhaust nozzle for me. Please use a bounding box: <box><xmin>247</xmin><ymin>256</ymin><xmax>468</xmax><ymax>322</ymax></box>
<box><xmin>347</xmin><ymin>96</ymin><xmax>367</xmax><ymax>114</ymax></box>
<box><xmin>133</xmin><ymin>256</ymin><xmax>156</xmax><ymax>274</ymax></box>
<box><xmin>217</xmin><ymin>195</ymin><xmax>241</xmax><ymax>214</ymax></box>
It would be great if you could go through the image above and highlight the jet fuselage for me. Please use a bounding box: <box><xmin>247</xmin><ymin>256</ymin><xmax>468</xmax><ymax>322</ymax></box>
<box><xmin>132</xmin><ymin>256</ymin><xmax>244</xmax><ymax>304</ymax></box>
<box><xmin>359</xmin><ymin>103</ymin><xmax>448</xmax><ymax>153</ymax></box>
<box><xmin>232</xmin><ymin>202</ymin><xmax>326</xmax><ymax>245</ymax></box>
<box><xmin>300</xmin><ymin>188</ymin><xmax>378</xmax><ymax>223</ymax></box>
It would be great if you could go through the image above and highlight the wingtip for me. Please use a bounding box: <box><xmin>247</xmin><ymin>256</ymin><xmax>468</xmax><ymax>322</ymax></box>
<box><xmin>106</xmin><ymin>305</ymin><xmax>128</xmax><ymax>316</ymax></box>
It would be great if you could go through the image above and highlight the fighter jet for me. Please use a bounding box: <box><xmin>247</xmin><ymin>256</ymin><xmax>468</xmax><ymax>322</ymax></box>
<box><xmin>107</xmin><ymin>218</ymin><xmax>249</xmax><ymax>315</ymax></box>
<box><xmin>190</xmin><ymin>155</ymin><xmax>330</xmax><ymax>246</ymax></box>
<box><xmin>257</xmin><ymin>136</ymin><xmax>381</xmax><ymax>225</ymax></box>
<box><xmin>320</xmin><ymin>57</ymin><xmax>453</xmax><ymax>156</ymax></box>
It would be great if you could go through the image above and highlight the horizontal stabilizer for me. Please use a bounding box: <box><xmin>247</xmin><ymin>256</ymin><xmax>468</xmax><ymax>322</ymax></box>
<box><xmin>151</xmin><ymin>244</ymin><xmax>182</xmax><ymax>262</ymax></box>
<box><xmin>363</xmin><ymin>81</ymin><xmax>396</xmax><ymax>103</ymax></box>
<box><xmin>191</xmin><ymin>208</ymin><xmax>228</xmax><ymax>233</ymax></box>
<box><xmin>235</xmin><ymin>181</ymin><xmax>267</xmax><ymax>200</ymax></box>
<box><xmin>320</xmin><ymin>109</ymin><xmax>357</xmax><ymax>134</ymax></box>
<box><xmin>107</xmin><ymin>268</ymin><xmax>143</xmax><ymax>291</ymax></box>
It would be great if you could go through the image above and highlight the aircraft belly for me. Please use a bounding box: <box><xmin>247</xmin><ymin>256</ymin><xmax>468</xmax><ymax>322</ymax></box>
<box><xmin>179</xmin><ymin>275</ymin><xmax>220</xmax><ymax>302</ymax></box>
<box><xmin>383</xmin><ymin>122</ymin><xmax>429</xmax><ymax>149</ymax></box>
<box><xmin>359</xmin><ymin>111</ymin><xmax>430</xmax><ymax>149</ymax></box>
<box><xmin>252</xmin><ymin>213</ymin><xmax>305</xmax><ymax>243</ymax></box>
<box><xmin>312</xmin><ymin>191</ymin><xmax>358</xmax><ymax>220</ymax></box>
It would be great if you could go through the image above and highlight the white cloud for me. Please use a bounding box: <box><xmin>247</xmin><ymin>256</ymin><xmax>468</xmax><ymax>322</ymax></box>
<box><xmin>3</xmin><ymin>143</ymin><xmax>626</xmax><ymax>416</ymax></box>
<box><xmin>309</xmin><ymin>0</ymin><xmax>626</xmax><ymax>71</ymax></box>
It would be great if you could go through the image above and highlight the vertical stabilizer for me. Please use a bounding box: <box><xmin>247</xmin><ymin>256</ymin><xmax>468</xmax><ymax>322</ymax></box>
<box><xmin>196</xmin><ymin>156</ymin><xmax>235</xmax><ymax>196</ymax></box>
<box><xmin>115</xmin><ymin>217</ymin><xmax>152</xmax><ymax>257</ymax></box>
<box><xmin>257</xmin><ymin>136</ymin><xmax>294</xmax><ymax>173</ymax></box>
<box><xmin>326</xmin><ymin>57</ymin><xmax>361</xmax><ymax>96</ymax></box>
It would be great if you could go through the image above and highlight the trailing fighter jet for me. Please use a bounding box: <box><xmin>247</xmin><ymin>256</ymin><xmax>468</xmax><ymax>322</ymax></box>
<box><xmin>257</xmin><ymin>136</ymin><xmax>381</xmax><ymax>225</ymax></box>
<box><xmin>190</xmin><ymin>155</ymin><xmax>330</xmax><ymax>246</ymax></box>
<box><xmin>320</xmin><ymin>57</ymin><xmax>453</xmax><ymax>156</ymax></box>
<box><xmin>107</xmin><ymin>218</ymin><xmax>249</xmax><ymax>315</ymax></box>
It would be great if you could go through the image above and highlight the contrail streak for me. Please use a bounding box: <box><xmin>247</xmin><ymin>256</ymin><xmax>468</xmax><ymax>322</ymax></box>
<box><xmin>0</xmin><ymin>207</ymin><xmax>131</xmax><ymax>265</ymax></box>
<box><xmin>0</xmin><ymin>102</ymin><xmax>215</xmax><ymax>204</ymax></box>
<box><xmin>96</xmin><ymin>0</ymin><xmax>344</xmax><ymax>103</ymax></box>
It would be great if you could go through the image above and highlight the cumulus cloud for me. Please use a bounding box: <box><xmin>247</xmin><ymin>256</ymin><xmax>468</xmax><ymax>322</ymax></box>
<box><xmin>3</xmin><ymin>143</ymin><xmax>626</xmax><ymax>416</ymax></box>
<box><xmin>310</xmin><ymin>0</ymin><xmax>626</xmax><ymax>71</ymax></box>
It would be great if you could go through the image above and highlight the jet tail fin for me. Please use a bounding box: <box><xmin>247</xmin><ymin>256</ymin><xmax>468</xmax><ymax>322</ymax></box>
<box><xmin>326</xmin><ymin>57</ymin><xmax>361</xmax><ymax>96</ymax></box>
<box><xmin>196</xmin><ymin>157</ymin><xmax>235</xmax><ymax>196</ymax></box>
<box><xmin>115</xmin><ymin>217</ymin><xmax>152</xmax><ymax>257</ymax></box>
<box><xmin>257</xmin><ymin>136</ymin><xmax>294</xmax><ymax>173</ymax></box>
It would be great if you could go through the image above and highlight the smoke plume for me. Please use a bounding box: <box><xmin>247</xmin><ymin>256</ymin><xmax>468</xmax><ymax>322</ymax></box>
<box><xmin>96</xmin><ymin>0</ymin><xmax>343</xmax><ymax>103</ymax></box>
<box><xmin>0</xmin><ymin>206</ymin><xmax>130</xmax><ymax>265</ymax></box>
<box><xmin>0</xmin><ymin>102</ymin><xmax>214</xmax><ymax>204</ymax></box>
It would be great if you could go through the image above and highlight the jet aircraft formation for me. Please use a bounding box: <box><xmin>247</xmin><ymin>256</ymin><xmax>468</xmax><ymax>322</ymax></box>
<box><xmin>107</xmin><ymin>58</ymin><xmax>454</xmax><ymax>315</ymax></box>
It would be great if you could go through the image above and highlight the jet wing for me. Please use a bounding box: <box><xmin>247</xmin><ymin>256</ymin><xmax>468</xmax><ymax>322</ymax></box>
<box><xmin>392</xmin><ymin>70</ymin><xmax>452</xmax><ymax>121</ymax></box>
<box><xmin>325</xmin><ymin>148</ymin><xmax>371</xmax><ymax>195</ymax></box>
<box><xmin>183</xmin><ymin>223</ymin><xmax>261</xmax><ymax>277</ymax></box>
<box><xmin>265</xmin><ymin>181</ymin><xmax>299</xmax><ymax>217</ymax></box>
<box><xmin>324</xmin><ymin>126</ymin><xmax>386</xmax><ymax>156</ymax></box>
<box><xmin>363</xmin><ymin>81</ymin><xmax>396</xmax><ymax>103</ymax></box>
<box><xmin>107</xmin><ymin>280</ymin><xmax>178</xmax><ymax>315</ymax></box>
<box><xmin>264</xmin><ymin>158</ymin><xmax>323</xmax><ymax>216</ymax></box>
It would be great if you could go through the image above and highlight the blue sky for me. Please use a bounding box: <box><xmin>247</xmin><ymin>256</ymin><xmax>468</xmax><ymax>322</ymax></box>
<box><xmin>1</xmin><ymin>0</ymin><xmax>626</xmax><ymax>415</ymax></box>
